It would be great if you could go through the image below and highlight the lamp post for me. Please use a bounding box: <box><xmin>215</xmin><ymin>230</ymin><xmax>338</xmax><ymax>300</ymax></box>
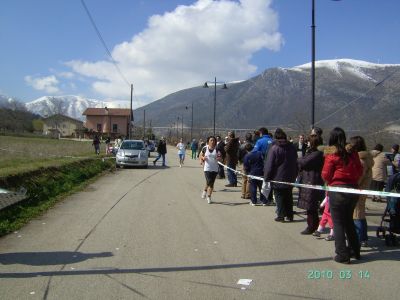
<box><xmin>311</xmin><ymin>0</ymin><xmax>341</xmax><ymax>129</ymax></box>
<box><xmin>143</xmin><ymin>109</ymin><xmax>146</xmax><ymax>140</ymax></box>
<box><xmin>176</xmin><ymin>117</ymin><xmax>179</xmax><ymax>140</ymax></box>
<box><xmin>185</xmin><ymin>103</ymin><xmax>193</xmax><ymax>141</ymax></box>
<box><xmin>203</xmin><ymin>77</ymin><xmax>228</xmax><ymax>136</ymax></box>
<box><xmin>129</xmin><ymin>84</ymin><xmax>133</xmax><ymax>139</ymax></box>
<box><xmin>181</xmin><ymin>114</ymin><xmax>184</xmax><ymax>139</ymax></box>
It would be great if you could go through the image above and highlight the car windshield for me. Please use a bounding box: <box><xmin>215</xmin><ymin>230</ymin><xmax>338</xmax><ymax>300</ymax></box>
<box><xmin>121</xmin><ymin>141</ymin><xmax>145</xmax><ymax>150</ymax></box>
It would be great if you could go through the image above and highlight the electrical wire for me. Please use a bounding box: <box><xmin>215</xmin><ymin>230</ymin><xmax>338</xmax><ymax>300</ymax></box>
<box><xmin>80</xmin><ymin>0</ymin><xmax>131</xmax><ymax>87</ymax></box>
<box><xmin>314</xmin><ymin>69</ymin><xmax>400</xmax><ymax>126</ymax></box>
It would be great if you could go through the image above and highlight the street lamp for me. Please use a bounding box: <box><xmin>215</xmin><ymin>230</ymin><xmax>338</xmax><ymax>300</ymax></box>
<box><xmin>203</xmin><ymin>77</ymin><xmax>228</xmax><ymax>136</ymax></box>
<box><xmin>176</xmin><ymin>117</ymin><xmax>179</xmax><ymax>140</ymax></box>
<box><xmin>185</xmin><ymin>103</ymin><xmax>194</xmax><ymax>141</ymax></box>
<box><xmin>181</xmin><ymin>114</ymin><xmax>183</xmax><ymax>139</ymax></box>
<box><xmin>311</xmin><ymin>0</ymin><xmax>341</xmax><ymax>129</ymax></box>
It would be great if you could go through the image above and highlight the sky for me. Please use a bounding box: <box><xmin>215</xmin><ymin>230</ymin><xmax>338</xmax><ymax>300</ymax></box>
<box><xmin>1</xmin><ymin>0</ymin><xmax>399</xmax><ymax>107</ymax></box>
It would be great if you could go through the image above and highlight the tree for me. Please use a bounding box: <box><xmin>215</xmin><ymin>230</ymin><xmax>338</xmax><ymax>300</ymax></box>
<box><xmin>32</xmin><ymin>119</ymin><xmax>44</xmax><ymax>132</ymax></box>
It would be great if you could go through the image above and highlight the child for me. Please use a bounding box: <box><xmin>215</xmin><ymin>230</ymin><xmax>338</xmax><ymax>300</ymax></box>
<box><xmin>313</xmin><ymin>193</ymin><xmax>334</xmax><ymax>241</ymax></box>
<box><xmin>243</xmin><ymin>144</ymin><xmax>267</xmax><ymax>206</ymax></box>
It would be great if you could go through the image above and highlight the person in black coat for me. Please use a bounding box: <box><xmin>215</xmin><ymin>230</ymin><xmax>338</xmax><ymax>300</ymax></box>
<box><xmin>153</xmin><ymin>137</ymin><xmax>167</xmax><ymax>166</ymax></box>
<box><xmin>297</xmin><ymin>134</ymin><xmax>325</xmax><ymax>234</ymax></box>
<box><xmin>264</xmin><ymin>128</ymin><xmax>298</xmax><ymax>222</ymax></box>
<box><xmin>216</xmin><ymin>135</ymin><xmax>226</xmax><ymax>179</ymax></box>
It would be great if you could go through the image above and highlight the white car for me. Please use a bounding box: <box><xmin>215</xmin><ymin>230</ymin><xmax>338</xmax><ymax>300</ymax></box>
<box><xmin>116</xmin><ymin>140</ymin><xmax>148</xmax><ymax>168</ymax></box>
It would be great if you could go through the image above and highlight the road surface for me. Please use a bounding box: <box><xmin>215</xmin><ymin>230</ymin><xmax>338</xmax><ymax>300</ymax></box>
<box><xmin>0</xmin><ymin>147</ymin><xmax>398</xmax><ymax>299</ymax></box>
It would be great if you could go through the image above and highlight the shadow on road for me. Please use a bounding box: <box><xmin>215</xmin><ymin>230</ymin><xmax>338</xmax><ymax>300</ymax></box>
<box><xmin>0</xmin><ymin>256</ymin><xmax>333</xmax><ymax>278</ymax></box>
<box><xmin>0</xmin><ymin>251</ymin><xmax>113</xmax><ymax>266</ymax></box>
<box><xmin>212</xmin><ymin>201</ymin><xmax>250</xmax><ymax>206</ymax></box>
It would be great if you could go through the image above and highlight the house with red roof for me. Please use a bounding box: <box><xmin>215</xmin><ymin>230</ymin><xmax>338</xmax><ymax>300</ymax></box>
<box><xmin>82</xmin><ymin>107</ymin><xmax>132</xmax><ymax>138</ymax></box>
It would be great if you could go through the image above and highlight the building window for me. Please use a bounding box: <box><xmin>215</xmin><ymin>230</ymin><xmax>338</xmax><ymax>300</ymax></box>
<box><xmin>112</xmin><ymin>124</ymin><xmax>118</xmax><ymax>133</ymax></box>
<box><xmin>97</xmin><ymin>124</ymin><xmax>102</xmax><ymax>132</ymax></box>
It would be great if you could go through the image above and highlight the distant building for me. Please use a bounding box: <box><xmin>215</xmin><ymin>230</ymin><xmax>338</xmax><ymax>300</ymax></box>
<box><xmin>42</xmin><ymin>114</ymin><xmax>84</xmax><ymax>138</ymax></box>
<box><xmin>82</xmin><ymin>107</ymin><xmax>131</xmax><ymax>138</ymax></box>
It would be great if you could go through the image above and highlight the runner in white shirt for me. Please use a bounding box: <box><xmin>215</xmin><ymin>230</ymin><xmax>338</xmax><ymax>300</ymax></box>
<box><xmin>199</xmin><ymin>136</ymin><xmax>220</xmax><ymax>204</ymax></box>
<box><xmin>176</xmin><ymin>138</ymin><xmax>186</xmax><ymax>167</ymax></box>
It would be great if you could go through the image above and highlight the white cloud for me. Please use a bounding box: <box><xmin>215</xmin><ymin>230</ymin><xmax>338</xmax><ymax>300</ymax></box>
<box><xmin>25</xmin><ymin>75</ymin><xmax>60</xmax><ymax>94</ymax></box>
<box><xmin>58</xmin><ymin>71</ymin><xmax>75</xmax><ymax>79</ymax></box>
<box><xmin>67</xmin><ymin>0</ymin><xmax>282</xmax><ymax>103</ymax></box>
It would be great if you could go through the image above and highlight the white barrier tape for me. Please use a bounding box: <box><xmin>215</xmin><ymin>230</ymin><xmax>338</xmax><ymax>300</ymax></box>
<box><xmin>218</xmin><ymin>162</ymin><xmax>400</xmax><ymax>198</ymax></box>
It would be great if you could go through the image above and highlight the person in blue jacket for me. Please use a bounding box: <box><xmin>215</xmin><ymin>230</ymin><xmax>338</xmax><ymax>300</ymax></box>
<box><xmin>252</xmin><ymin>127</ymin><xmax>273</xmax><ymax>158</ymax></box>
<box><xmin>243</xmin><ymin>143</ymin><xmax>268</xmax><ymax>206</ymax></box>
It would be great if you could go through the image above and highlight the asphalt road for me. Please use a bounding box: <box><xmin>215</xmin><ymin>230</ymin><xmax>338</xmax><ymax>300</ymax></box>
<box><xmin>0</xmin><ymin>148</ymin><xmax>399</xmax><ymax>300</ymax></box>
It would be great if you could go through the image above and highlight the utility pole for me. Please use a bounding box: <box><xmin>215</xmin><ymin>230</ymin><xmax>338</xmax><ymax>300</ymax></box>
<box><xmin>149</xmin><ymin>119</ymin><xmax>152</xmax><ymax>140</ymax></box>
<box><xmin>191</xmin><ymin>102</ymin><xmax>193</xmax><ymax>141</ymax></box>
<box><xmin>130</xmin><ymin>84</ymin><xmax>133</xmax><ymax>139</ymax></box>
<box><xmin>181</xmin><ymin>115</ymin><xmax>184</xmax><ymax>140</ymax></box>
<box><xmin>176</xmin><ymin>117</ymin><xmax>179</xmax><ymax>140</ymax></box>
<box><xmin>143</xmin><ymin>109</ymin><xmax>146</xmax><ymax>140</ymax></box>
<box><xmin>311</xmin><ymin>0</ymin><xmax>315</xmax><ymax>129</ymax></box>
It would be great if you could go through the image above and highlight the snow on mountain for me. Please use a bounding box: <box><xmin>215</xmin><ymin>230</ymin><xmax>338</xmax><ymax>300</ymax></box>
<box><xmin>25</xmin><ymin>95</ymin><xmax>130</xmax><ymax>120</ymax></box>
<box><xmin>289</xmin><ymin>59</ymin><xmax>400</xmax><ymax>82</ymax></box>
<box><xmin>0</xmin><ymin>94</ymin><xmax>26</xmax><ymax>110</ymax></box>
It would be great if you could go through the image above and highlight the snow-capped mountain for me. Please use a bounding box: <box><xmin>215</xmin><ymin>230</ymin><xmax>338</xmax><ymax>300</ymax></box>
<box><xmin>288</xmin><ymin>59</ymin><xmax>399</xmax><ymax>82</ymax></box>
<box><xmin>25</xmin><ymin>95</ymin><xmax>130</xmax><ymax>120</ymax></box>
<box><xmin>133</xmin><ymin>58</ymin><xmax>400</xmax><ymax>130</ymax></box>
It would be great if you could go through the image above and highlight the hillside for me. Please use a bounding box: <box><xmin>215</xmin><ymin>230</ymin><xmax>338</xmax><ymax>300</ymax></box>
<box><xmin>133</xmin><ymin>59</ymin><xmax>400</xmax><ymax>133</ymax></box>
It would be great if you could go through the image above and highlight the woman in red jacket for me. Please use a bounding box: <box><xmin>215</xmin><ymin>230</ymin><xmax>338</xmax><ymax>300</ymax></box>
<box><xmin>322</xmin><ymin>127</ymin><xmax>363</xmax><ymax>264</ymax></box>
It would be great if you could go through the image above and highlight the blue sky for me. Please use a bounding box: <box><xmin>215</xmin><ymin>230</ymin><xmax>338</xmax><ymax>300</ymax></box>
<box><xmin>1</xmin><ymin>0</ymin><xmax>399</xmax><ymax>106</ymax></box>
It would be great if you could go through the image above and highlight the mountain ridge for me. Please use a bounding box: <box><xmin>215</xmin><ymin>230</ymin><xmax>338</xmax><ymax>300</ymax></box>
<box><xmin>10</xmin><ymin>58</ymin><xmax>400</xmax><ymax>133</ymax></box>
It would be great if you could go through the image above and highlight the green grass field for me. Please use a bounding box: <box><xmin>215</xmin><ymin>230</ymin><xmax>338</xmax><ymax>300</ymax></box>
<box><xmin>0</xmin><ymin>136</ymin><xmax>107</xmax><ymax>177</ymax></box>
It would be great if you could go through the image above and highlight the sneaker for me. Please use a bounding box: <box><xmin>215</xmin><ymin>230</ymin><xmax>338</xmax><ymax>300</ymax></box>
<box><xmin>249</xmin><ymin>202</ymin><xmax>256</xmax><ymax>206</ymax></box>
<box><xmin>325</xmin><ymin>235</ymin><xmax>335</xmax><ymax>241</ymax></box>
<box><xmin>201</xmin><ymin>191</ymin><xmax>207</xmax><ymax>199</ymax></box>
<box><xmin>274</xmin><ymin>217</ymin><xmax>285</xmax><ymax>222</ymax></box>
<box><xmin>207</xmin><ymin>196</ymin><xmax>211</xmax><ymax>204</ymax></box>
<box><xmin>312</xmin><ymin>231</ymin><xmax>322</xmax><ymax>237</ymax></box>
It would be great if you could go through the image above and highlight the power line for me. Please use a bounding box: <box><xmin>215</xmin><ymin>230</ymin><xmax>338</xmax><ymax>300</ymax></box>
<box><xmin>80</xmin><ymin>0</ymin><xmax>130</xmax><ymax>87</ymax></box>
<box><xmin>314</xmin><ymin>69</ymin><xmax>400</xmax><ymax>126</ymax></box>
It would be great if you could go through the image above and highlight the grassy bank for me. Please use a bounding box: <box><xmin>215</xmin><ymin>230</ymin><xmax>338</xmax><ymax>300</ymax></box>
<box><xmin>0</xmin><ymin>135</ymin><xmax>107</xmax><ymax>176</ymax></box>
<box><xmin>0</xmin><ymin>158</ymin><xmax>114</xmax><ymax>236</ymax></box>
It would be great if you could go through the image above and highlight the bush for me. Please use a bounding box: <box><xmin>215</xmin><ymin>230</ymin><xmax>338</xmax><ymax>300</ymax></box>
<box><xmin>0</xmin><ymin>158</ymin><xmax>114</xmax><ymax>236</ymax></box>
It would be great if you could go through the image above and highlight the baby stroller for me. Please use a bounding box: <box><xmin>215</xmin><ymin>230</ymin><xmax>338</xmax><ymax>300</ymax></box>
<box><xmin>376</xmin><ymin>173</ymin><xmax>400</xmax><ymax>246</ymax></box>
